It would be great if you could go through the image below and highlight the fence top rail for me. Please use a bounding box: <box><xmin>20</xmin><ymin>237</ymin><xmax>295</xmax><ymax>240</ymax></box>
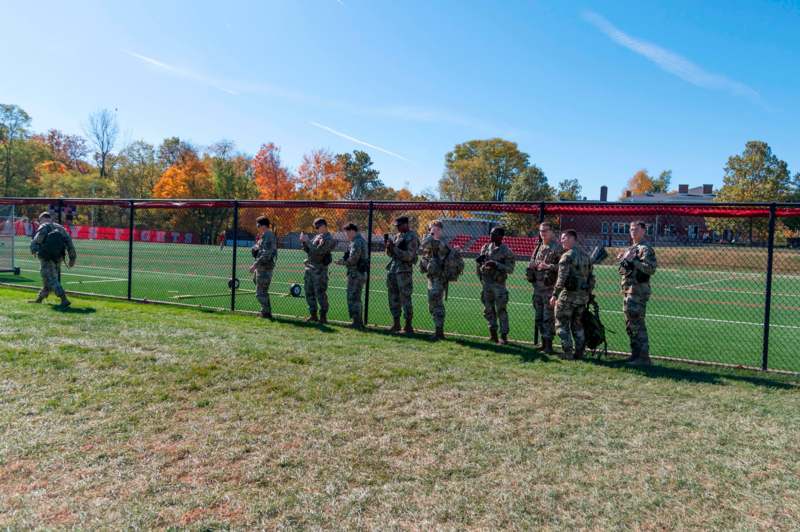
<box><xmin>3</xmin><ymin>197</ymin><xmax>800</xmax><ymax>217</ymax></box>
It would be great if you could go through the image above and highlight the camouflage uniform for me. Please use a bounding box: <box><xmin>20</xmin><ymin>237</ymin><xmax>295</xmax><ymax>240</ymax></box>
<box><xmin>619</xmin><ymin>242</ymin><xmax>657</xmax><ymax>361</ymax></box>
<box><xmin>386</xmin><ymin>231</ymin><xmax>420</xmax><ymax>322</ymax></box>
<box><xmin>253</xmin><ymin>230</ymin><xmax>277</xmax><ymax>315</ymax></box>
<box><xmin>420</xmin><ymin>235</ymin><xmax>450</xmax><ymax>329</ymax></box>
<box><xmin>343</xmin><ymin>233</ymin><xmax>368</xmax><ymax>324</ymax></box>
<box><xmin>30</xmin><ymin>222</ymin><xmax>76</xmax><ymax>302</ymax></box>
<box><xmin>553</xmin><ymin>247</ymin><xmax>595</xmax><ymax>358</ymax></box>
<box><xmin>528</xmin><ymin>240</ymin><xmax>563</xmax><ymax>342</ymax></box>
<box><xmin>478</xmin><ymin>242</ymin><xmax>516</xmax><ymax>336</ymax></box>
<box><xmin>302</xmin><ymin>232</ymin><xmax>336</xmax><ymax>317</ymax></box>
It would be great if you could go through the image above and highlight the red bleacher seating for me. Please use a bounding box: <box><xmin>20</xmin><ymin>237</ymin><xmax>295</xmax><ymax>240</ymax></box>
<box><xmin>447</xmin><ymin>234</ymin><xmax>472</xmax><ymax>249</ymax></box>
<box><xmin>466</xmin><ymin>235</ymin><xmax>539</xmax><ymax>255</ymax></box>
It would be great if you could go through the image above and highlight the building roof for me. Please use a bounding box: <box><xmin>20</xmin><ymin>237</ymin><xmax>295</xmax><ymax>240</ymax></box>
<box><xmin>621</xmin><ymin>186</ymin><xmax>716</xmax><ymax>203</ymax></box>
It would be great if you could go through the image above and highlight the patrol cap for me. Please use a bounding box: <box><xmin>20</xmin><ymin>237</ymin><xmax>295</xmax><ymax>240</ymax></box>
<box><xmin>490</xmin><ymin>226</ymin><xmax>505</xmax><ymax>237</ymax></box>
<box><xmin>39</xmin><ymin>211</ymin><xmax>52</xmax><ymax>221</ymax></box>
<box><xmin>343</xmin><ymin>222</ymin><xmax>358</xmax><ymax>232</ymax></box>
<box><xmin>313</xmin><ymin>218</ymin><xmax>328</xmax><ymax>228</ymax></box>
<box><xmin>394</xmin><ymin>216</ymin><xmax>409</xmax><ymax>226</ymax></box>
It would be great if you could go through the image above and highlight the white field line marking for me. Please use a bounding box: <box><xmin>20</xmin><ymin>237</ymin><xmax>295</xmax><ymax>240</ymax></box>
<box><xmin>65</xmin><ymin>278</ymin><xmax>127</xmax><ymax>285</ymax></box>
<box><xmin>20</xmin><ymin>268</ymin><xmax>125</xmax><ymax>282</ymax></box>
<box><xmin>678</xmin><ymin>287</ymin><xmax>800</xmax><ymax>298</ymax></box>
<box><xmin>602</xmin><ymin>309</ymin><xmax>800</xmax><ymax>330</ymax></box>
<box><xmin>676</xmin><ymin>277</ymin><xmax>736</xmax><ymax>289</ymax></box>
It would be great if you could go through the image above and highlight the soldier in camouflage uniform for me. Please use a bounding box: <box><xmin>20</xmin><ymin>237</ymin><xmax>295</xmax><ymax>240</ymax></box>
<box><xmin>526</xmin><ymin>222</ymin><xmax>562</xmax><ymax>354</ymax></box>
<box><xmin>336</xmin><ymin>222</ymin><xmax>368</xmax><ymax>329</ymax></box>
<box><xmin>300</xmin><ymin>218</ymin><xmax>337</xmax><ymax>323</ymax></box>
<box><xmin>248</xmin><ymin>216</ymin><xmax>278</xmax><ymax>319</ymax></box>
<box><xmin>386</xmin><ymin>216</ymin><xmax>420</xmax><ymax>335</ymax></box>
<box><xmin>29</xmin><ymin>212</ymin><xmax>77</xmax><ymax>308</ymax></box>
<box><xmin>478</xmin><ymin>226</ymin><xmax>516</xmax><ymax>344</ymax></box>
<box><xmin>617</xmin><ymin>220</ymin><xmax>658</xmax><ymax>365</ymax></box>
<box><xmin>419</xmin><ymin>220</ymin><xmax>450</xmax><ymax>340</ymax></box>
<box><xmin>549</xmin><ymin>229</ymin><xmax>594</xmax><ymax>360</ymax></box>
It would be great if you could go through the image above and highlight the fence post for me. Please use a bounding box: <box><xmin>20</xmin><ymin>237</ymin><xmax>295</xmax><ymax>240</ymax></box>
<box><xmin>363</xmin><ymin>202</ymin><xmax>374</xmax><ymax>326</ymax></box>
<box><xmin>538</xmin><ymin>201</ymin><xmax>545</xmax><ymax>223</ymax></box>
<box><xmin>127</xmin><ymin>201</ymin><xmax>134</xmax><ymax>300</ymax></box>
<box><xmin>230</xmin><ymin>201</ymin><xmax>239</xmax><ymax>312</ymax></box>
<box><xmin>56</xmin><ymin>199</ymin><xmax>63</xmax><ymax>282</ymax></box>
<box><xmin>761</xmin><ymin>204</ymin><xmax>777</xmax><ymax>371</ymax></box>
<box><xmin>534</xmin><ymin>202</ymin><xmax>546</xmax><ymax>345</ymax></box>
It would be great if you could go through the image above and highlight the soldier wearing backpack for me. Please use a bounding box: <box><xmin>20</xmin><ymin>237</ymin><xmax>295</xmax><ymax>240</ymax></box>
<box><xmin>29</xmin><ymin>212</ymin><xmax>76</xmax><ymax>308</ymax></box>
<box><xmin>419</xmin><ymin>220</ymin><xmax>464</xmax><ymax>340</ymax></box>
<box><xmin>549</xmin><ymin>229</ymin><xmax>595</xmax><ymax>360</ymax></box>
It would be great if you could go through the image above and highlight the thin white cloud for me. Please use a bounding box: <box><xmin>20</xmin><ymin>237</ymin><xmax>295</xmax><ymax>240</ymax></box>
<box><xmin>582</xmin><ymin>11</ymin><xmax>763</xmax><ymax>105</ymax></box>
<box><xmin>123</xmin><ymin>50</ymin><xmax>239</xmax><ymax>95</ymax></box>
<box><xmin>309</xmin><ymin>121</ymin><xmax>411</xmax><ymax>162</ymax></box>
<box><xmin>124</xmin><ymin>51</ymin><xmax>488</xmax><ymax>128</ymax></box>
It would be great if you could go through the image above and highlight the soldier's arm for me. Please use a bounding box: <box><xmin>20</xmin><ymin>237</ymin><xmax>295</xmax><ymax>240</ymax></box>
<box><xmin>393</xmin><ymin>235</ymin><xmax>418</xmax><ymax>263</ymax></box>
<box><xmin>496</xmin><ymin>248</ymin><xmax>515</xmax><ymax>274</ymax></box>
<box><xmin>345</xmin><ymin>240</ymin><xmax>361</xmax><ymax>266</ymax></box>
<box><xmin>553</xmin><ymin>253</ymin><xmax>571</xmax><ymax>297</ymax></box>
<box><xmin>256</xmin><ymin>233</ymin><xmax>275</xmax><ymax>265</ymax></box>
<box><xmin>588</xmin><ymin>264</ymin><xmax>596</xmax><ymax>294</ymax></box>
<box><xmin>547</xmin><ymin>248</ymin><xmax>562</xmax><ymax>271</ymax></box>
<box><xmin>64</xmin><ymin>232</ymin><xmax>77</xmax><ymax>261</ymax></box>
<box><xmin>634</xmin><ymin>246</ymin><xmax>657</xmax><ymax>275</ymax></box>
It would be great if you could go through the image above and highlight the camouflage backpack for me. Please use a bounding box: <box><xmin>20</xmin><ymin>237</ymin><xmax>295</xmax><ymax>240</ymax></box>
<box><xmin>38</xmin><ymin>225</ymin><xmax>67</xmax><ymax>262</ymax></box>
<box><xmin>581</xmin><ymin>299</ymin><xmax>607</xmax><ymax>356</ymax></box>
<box><xmin>443</xmin><ymin>247</ymin><xmax>465</xmax><ymax>282</ymax></box>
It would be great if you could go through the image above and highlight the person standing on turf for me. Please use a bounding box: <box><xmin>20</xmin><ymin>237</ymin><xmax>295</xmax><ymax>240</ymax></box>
<box><xmin>419</xmin><ymin>220</ymin><xmax>450</xmax><ymax>340</ymax></box>
<box><xmin>300</xmin><ymin>218</ymin><xmax>336</xmax><ymax>324</ymax></box>
<box><xmin>550</xmin><ymin>229</ymin><xmax>594</xmax><ymax>360</ymax></box>
<box><xmin>386</xmin><ymin>216</ymin><xmax>420</xmax><ymax>335</ymax></box>
<box><xmin>617</xmin><ymin>220</ymin><xmax>657</xmax><ymax>365</ymax></box>
<box><xmin>477</xmin><ymin>226</ymin><xmax>516</xmax><ymax>345</ymax></box>
<box><xmin>526</xmin><ymin>222</ymin><xmax>562</xmax><ymax>354</ymax></box>
<box><xmin>336</xmin><ymin>222</ymin><xmax>368</xmax><ymax>329</ymax></box>
<box><xmin>29</xmin><ymin>211</ymin><xmax>76</xmax><ymax>308</ymax></box>
<box><xmin>249</xmin><ymin>216</ymin><xmax>277</xmax><ymax>319</ymax></box>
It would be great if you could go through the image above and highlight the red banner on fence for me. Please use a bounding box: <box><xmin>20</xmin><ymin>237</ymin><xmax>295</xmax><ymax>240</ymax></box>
<box><xmin>14</xmin><ymin>221</ymin><xmax>195</xmax><ymax>244</ymax></box>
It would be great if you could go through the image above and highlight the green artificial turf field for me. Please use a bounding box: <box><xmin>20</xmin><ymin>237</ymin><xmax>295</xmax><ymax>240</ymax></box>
<box><xmin>2</xmin><ymin>236</ymin><xmax>799</xmax><ymax>371</ymax></box>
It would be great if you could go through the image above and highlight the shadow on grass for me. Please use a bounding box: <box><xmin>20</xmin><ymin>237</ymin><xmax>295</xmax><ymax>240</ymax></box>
<box><xmin>0</xmin><ymin>276</ymin><xmax>34</xmax><ymax>284</ymax></box>
<box><xmin>272</xmin><ymin>316</ymin><xmax>336</xmax><ymax>333</ymax></box>
<box><xmin>49</xmin><ymin>305</ymin><xmax>97</xmax><ymax>314</ymax></box>
<box><xmin>585</xmin><ymin>357</ymin><xmax>799</xmax><ymax>389</ymax></box>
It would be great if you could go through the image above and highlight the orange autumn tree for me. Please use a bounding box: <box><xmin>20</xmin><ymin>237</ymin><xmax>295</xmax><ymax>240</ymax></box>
<box><xmin>622</xmin><ymin>169</ymin><xmax>654</xmax><ymax>198</ymax></box>
<box><xmin>244</xmin><ymin>143</ymin><xmax>301</xmax><ymax>235</ymax></box>
<box><xmin>152</xmin><ymin>155</ymin><xmax>224</xmax><ymax>239</ymax></box>
<box><xmin>295</xmin><ymin>149</ymin><xmax>351</xmax><ymax>230</ymax></box>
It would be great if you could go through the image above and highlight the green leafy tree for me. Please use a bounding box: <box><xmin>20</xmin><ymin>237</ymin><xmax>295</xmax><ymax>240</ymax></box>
<box><xmin>651</xmin><ymin>170</ymin><xmax>672</xmax><ymax>193</ymax></box>
<box><xmin>557</xmin><ymin>178</ymin><xmax>582</xmax><ymax>200</ymax></box>
<box><xmin>337</xmin><ymin>150</ymin><xmax>384</xmax><ymax>199</ymax></box>
<box><xmin>157</xmin><ymin>136</ymin><xmax>196</xmax><ymax>169</ymax></box>
<box><xmin>0</xmin><ymin>104</ymin><xmax>33</xmax><ymax>195</ymax></box>
<box><xmin>504</xmin><ymin>165</ymin><xmax>555</xmax><ymax>234</ymax></box>
<box><xmin>439</xmin><ymin>138</ymin><xmax>530</xmax><ymax>201</ymax></box>
<box><xmin>709</xmin><ymin>141</ymin><xmax>794</xmax><ymax>240</ymax></box>
<box><xmin>115</xmin><ymin>140</ymin><xmax>161</xmax><ymax>198</ymax></box>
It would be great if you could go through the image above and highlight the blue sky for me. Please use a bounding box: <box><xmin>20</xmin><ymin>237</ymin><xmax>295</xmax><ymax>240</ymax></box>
<box><xmin>2</xmin><ymin>0</ymin><xmax>798</xmax><ymax>199</ymax></box>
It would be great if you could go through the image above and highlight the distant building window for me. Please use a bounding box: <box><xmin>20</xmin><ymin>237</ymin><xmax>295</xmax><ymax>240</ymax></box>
<box><xmin>687</xmin><ymin>225</ymin><xmax>699</xmax><ymax>239</ymax></box>
<box><xmin>646</xmin><ymin>224</ymin><xmax>654</xmax><ymax>236</ymax></box>
<box><xmin>601</xmin><ymin>222</ymin><xmax>609</xmax><ymax>234</ymax></box>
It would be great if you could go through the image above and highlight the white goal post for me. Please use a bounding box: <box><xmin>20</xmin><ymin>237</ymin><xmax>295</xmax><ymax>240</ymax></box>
<box><xmin>0</xmin><ymin>205</ymin><xmax>21</xmax><ymax>275</ymax></box>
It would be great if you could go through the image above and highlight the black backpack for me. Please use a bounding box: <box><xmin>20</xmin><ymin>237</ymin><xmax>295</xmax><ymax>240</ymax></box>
<box><xmin>38</xmin><ymin>225</ymin><xmax>67</xmax><ymax>262</ymax></box>
<box><xmin>581</xmin><ymin>299</ymin><xmax>607</xmax><ymax>356</ymax></box>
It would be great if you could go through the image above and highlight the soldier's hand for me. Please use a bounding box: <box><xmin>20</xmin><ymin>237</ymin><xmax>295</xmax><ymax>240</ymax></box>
<box><xmin>299</xmin><ymin>232</ymin><xmax>308</xmax><ymax>243</ymax></box>
<box><xmin>249</xmin><ymin>264</ymin><xmax>257</xmax><ymax>273</ymax></box>
<box><xmin>536</xmin><ymin>262</ymin><xmax>548</xmax><ymax>271</ymax></box>
<box><xmin>484</xmin><ymin>260</ymin><xmax>497</xmax><ymax>269</ymax></box>
<box><xmin>549</xmin><ymin>296</ymin><xmax>556</xmax><ymax>307</ymax></box>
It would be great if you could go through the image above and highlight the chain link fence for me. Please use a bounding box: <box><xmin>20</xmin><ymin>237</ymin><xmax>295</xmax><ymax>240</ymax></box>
<box><xmin>1</xmin><ymin>198</ymin><xmax>799</xmax><ymax>373</ymax></box>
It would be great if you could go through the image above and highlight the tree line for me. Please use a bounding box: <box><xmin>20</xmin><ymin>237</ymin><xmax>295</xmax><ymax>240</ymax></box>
<box><xmin>2</xmin><ymin>102</ymin><xmax>799</xmax><ymax>239</ymax></box>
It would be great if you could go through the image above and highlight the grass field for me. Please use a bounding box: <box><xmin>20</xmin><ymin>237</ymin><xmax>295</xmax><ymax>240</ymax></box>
<box><xmin>0</xmin><ymin>287</ymin><xmax>798</xmax><ymax>528</ymax></box>
<box><xmin>2</xmin><ymin>236</ymin><xmax>800</xmax><ymax>372</ymax></box>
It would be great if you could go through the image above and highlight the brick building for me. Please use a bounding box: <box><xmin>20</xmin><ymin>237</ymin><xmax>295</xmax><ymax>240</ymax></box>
<box><xmin>561</xmin><ymin>184</ymin><xmax>717</xmax><ymax>245</ymax></box>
